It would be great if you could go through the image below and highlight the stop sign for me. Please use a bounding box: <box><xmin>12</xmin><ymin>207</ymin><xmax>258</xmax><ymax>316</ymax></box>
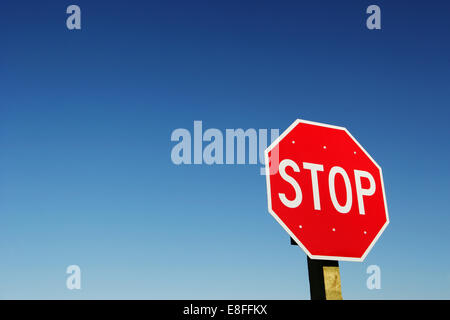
<box><xmin>265</xmin><ymin>119</ymin><xmax>389</xmax><ymax>261</ymax></box>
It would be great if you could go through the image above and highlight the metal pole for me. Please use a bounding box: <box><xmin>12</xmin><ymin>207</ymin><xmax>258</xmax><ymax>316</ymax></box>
<box><xmin>291</xmin><ymin>237</ymin><xmax>343</xmax><ymax>300</ymax></box>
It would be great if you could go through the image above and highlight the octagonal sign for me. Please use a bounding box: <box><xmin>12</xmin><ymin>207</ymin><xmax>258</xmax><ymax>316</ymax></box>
<box><xmin>265</xmin><ymin>119</ymin><xmax>389</xmax><ymax>261</ymax></box>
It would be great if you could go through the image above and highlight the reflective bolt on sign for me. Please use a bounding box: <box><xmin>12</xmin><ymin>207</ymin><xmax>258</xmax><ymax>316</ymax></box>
<box><xmin>265</xmin><ymin>120</ymin><xmax>389</xmax><ymax>261</ymax></box>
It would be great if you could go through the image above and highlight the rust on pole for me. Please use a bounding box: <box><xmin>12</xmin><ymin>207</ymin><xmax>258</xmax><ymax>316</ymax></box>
<box><xmin>322</xmin><ymin>265</ymin><xmax>343</xmax><ymax>300</ymax></box>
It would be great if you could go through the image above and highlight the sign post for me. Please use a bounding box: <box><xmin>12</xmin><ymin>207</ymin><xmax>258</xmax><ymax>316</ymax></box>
<box><xmin>266</xmin><ymin>119</ymin><xmax>389</xmax><ymax>299</ymax></box>
<box><xmin>291</xmin><ymin>237</ymin><xmax>342</xmax><ymax>300</ymax></box>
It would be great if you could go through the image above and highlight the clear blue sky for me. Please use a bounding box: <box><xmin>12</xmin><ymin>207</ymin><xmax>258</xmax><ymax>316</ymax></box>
<box><xmin>1</xmin><ymin>0</ymin><xmax>449</xmax><ymax>299</ymax></box>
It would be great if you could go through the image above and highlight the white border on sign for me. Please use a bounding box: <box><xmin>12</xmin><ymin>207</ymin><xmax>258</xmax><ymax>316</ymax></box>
<box><xmin>264</xmin><ymin>119</ymin><xmax>390</xmax><ymax>262</ymax></box>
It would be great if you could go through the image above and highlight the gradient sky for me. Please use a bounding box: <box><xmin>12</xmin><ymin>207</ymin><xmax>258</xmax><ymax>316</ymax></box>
<box><xmin>1</xmin><ymin>0</ymin><xmax>449</xmax><ymax>299</ymax></box>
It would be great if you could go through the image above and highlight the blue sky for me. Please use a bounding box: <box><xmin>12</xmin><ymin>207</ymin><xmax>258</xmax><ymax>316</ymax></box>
<box><xmin>1</xmin><ymin>0</ymin><xmax>449</xmax><ymax>299</ymax></box>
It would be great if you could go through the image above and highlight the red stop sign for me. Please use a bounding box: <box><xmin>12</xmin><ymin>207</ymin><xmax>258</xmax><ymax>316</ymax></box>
<box><xmin>265</xmin><ymin>120</ymin><xmax>389</xmax><ymax>261</ymax></box>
